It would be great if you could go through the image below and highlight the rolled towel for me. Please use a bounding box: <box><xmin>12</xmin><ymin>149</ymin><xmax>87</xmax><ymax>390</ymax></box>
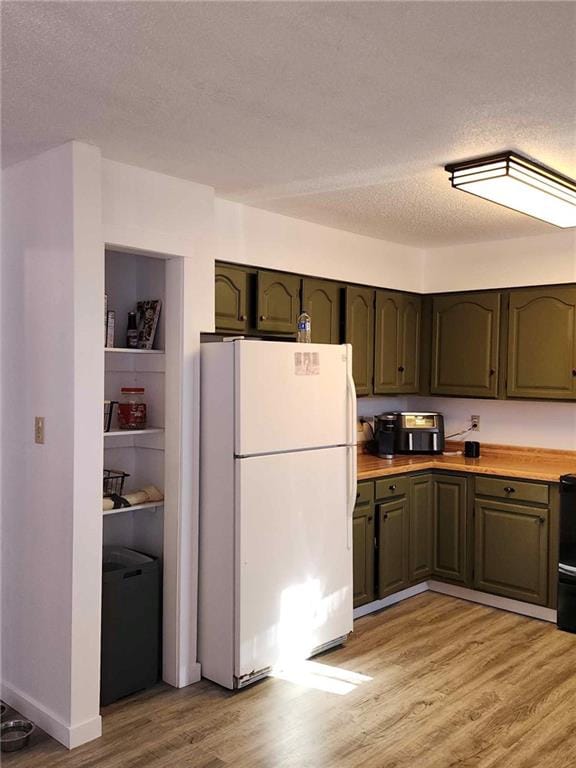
<box><xmin>141</xmin><ymin>484</ymin><xmax>164</xmax><ymax>502</ymax></box>
<box><xmin>102</xmin><ymin>484</ymin><xmax>164</xmax><ymax>511</ymax></box>
<box><xmin>122</xmin><ymin>490</ymin><xmax>149</xmax><ymax>506</ymax></box>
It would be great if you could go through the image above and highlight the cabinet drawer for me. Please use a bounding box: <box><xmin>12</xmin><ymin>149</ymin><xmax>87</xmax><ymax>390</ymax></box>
<box><xmin>355</xmin><ymin>481</ymin><xmax>374</xmax><ymax>507</ymax></box>
<box><xmin>475</xmin><ymin>476</ymin><xmax>549</xmax><ymax>505</ymax></box>
<box><xmin>375</xmin><ymin>476</ymin><xmax>409</xmax><ymax>500</ymax></box>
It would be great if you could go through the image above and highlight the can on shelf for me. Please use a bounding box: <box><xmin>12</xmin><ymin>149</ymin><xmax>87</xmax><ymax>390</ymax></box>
<box><xmin>117</xmin><ymin>387</ymin><xmax>147</xmax><ymax>430</ymax></box>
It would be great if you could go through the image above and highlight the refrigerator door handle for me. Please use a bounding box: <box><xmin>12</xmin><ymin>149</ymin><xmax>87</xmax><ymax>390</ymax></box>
<box><xmin>345</xmin><ymin>345</ymin><xmax>357</xmax><ymax>550</ymax></box>
<box><xmin>347</xmin><ymin>445</ymin><xmax>357</xmax><ymax>550</ymax></box>
<box><xmin>345</xmin><ymin>344</ymin><xmax>357</xmax><ymax>447</ymax></box>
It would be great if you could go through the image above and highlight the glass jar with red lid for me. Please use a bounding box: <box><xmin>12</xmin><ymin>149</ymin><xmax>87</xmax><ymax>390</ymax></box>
<box><xmin>117</xmin><ymin>387</ymin><xmax>147</xmax><ymax>430</ymax></box>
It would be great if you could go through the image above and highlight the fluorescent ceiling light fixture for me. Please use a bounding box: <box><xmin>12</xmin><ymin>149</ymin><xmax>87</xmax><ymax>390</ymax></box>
<box><xmin>445</xmin><ymin>152</ymin><xmax>576</xmax><ymax>228</ymax></box>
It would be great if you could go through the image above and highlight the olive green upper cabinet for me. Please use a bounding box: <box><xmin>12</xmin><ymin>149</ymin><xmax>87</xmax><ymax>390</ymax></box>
<box><xmin>374</xmin><ymin>291</ymin><xmax>421</xmax><ymax>394</ymax></box>
<box><xmin>507</xmin><ymin>286</ymin><xmax>576</xmax><ymax>400</ymax></box>
<box><xmin>431</xmin><ymin>292</ymin><xmax>501</xmax><ymax>398</ymax></box>
<box><xmin>256</xmin><ymin>270</ymin><xmax>301</xmax><ymax>334</ymax></box>
<box><xmin>474</xmin><ymin>498</ymin><xmax>549</xmax><ymax>605</ymax></box>
<box><xmin>301</xmin><ymin>278</ymin><xmax>341</xmax><ymax>344</ymax></box>
<box><xmin>432</xmin><ymin>474</ymin><xmax>469</xmax><ymax>584</ymax></box>
<box><xmin>345</xmin><ymin>286</ymin><xmax>375</xmax><ymax>396</ymax></box>
<box><xmin>215</xmin><ymin>265</ymin><xmax>249</xmax><ymax>332</ymax></box>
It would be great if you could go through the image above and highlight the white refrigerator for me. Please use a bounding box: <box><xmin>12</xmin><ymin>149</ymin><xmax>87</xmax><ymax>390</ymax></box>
<box><xmin>199</xmin><ymin>339</ymin><xmax>357</xmax><ymax>689</ymax></box>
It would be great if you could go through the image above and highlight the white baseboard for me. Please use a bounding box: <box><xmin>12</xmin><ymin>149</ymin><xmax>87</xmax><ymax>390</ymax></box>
<box><xmin>428</xmin><ymin>581</ymin><xmax>557</xmax><ymax>623</ymax></box>
<box><xmin>0</xmin><ymin>681</ymin><xmax>101</xmax><ymax>749</ymax></box>
<box><xmin>353</xmin><ymin>582</ymin><xmax>429</xmax><ymax>619</ymax></box>
<box><xmin>354</xmin><ymin>580</ymin><xmax>557</xmax><ymax>624</ymax></box>
<box><xmin>175</xmin><ymin>661</ymin><xmax>202</xmax><ymax>688</ymax></box>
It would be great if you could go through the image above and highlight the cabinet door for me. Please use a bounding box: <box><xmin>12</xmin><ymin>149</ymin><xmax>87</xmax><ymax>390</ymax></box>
<box><xmin>302</xmin><ymin>279</ymin><xmax>340</xmax><ymax>344</ymax></box>
<box><xmin>215</xmin><ymin>265</ymin><xmax>248</xmax><ymax>332</ymax></box>
<box><xmin>345</xmin><ymin>286</ymin><xmax>374</xmax><ymax>396</ymax></box>
<box><xmin>507</xmin><ymin>287</ymin><xmax>576</xmax><ymax>399</ymax></box>
<box><xmin>431</xmin><ymin>292</ymin><xmax>500</xmax><ymax>397</ymax></box>
<box><xmin>409</xmin><ymin>474</ymin><xmax>433</xmax><ymax>582</ymax></box>
<box><xmin>474</xmin><ymin>499</ymin><xmax>548</xmax><ymax>605</ymax></box>
<box><xmin>257</xmin><ymin>271</ymin><xmax>301</xmax><ymax>334</ymax></box>
<box><xmin>377</xmin><ymin>498</ymin><xmax>409</xmax><ymax>597</ymax></box>
<box><xmin>432</xmin><ymin>475</ymin><xmax>468</xmax><ymax>584</ymax></box>
<box><xmin>353</xmin><ymin>503</ymin><xmax>375</xmax><ymax>607</ymax></box>
<box><xmin>374</xmin><ymin>291</ymin><xmax>421</xmax><ymax>394</ymax></box>
<box><xmin>399</xmin><ymin>293</ymin><xmax>422</xmax><ymax>392</ymax></box>
<box><xmin>374</xmin><ymin>290</ymin><xmax>401</xmax><ymax>393</ymax></box>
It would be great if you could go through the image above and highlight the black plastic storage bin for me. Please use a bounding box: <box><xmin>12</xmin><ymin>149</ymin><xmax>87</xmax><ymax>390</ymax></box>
<box><xmin>100</xmin><ymin>546</ymin><xmax>161</xmax><ymax>706</ymax></box>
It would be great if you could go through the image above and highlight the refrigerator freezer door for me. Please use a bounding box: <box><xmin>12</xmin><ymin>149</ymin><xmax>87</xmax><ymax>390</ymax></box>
<box><xmin>236</xmin><ymin>447</ymin><xmax>353</xmax><ymax>681</ymax></box>
<box><xmin>235</xmin><ymin>341</ymin><xmax>353</xmax><ymax>456</ymax></box>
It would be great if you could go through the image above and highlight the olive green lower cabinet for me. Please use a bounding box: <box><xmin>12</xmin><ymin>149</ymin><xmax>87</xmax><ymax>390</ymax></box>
<box><xmin>377</xmin><ymin>496</ymin><xmax>410</xmax><ymax>598</ymax></box>
<box><xmin>409</xmin><ymin>474</ymin><xmax>433</xmax><ymax>581</ymax></box>
<box><xmin>352</xmin><ymin>470</ymin><xmax>556</xmax><ymax>612</ymax></box>
<box><xmin>432</xmin><ymin>474</ymin><xmax>469</xmax><ymax>584</ymax></box>
<box><xmin>474</xmin><ymin>478</ymin><xmax>550</xmax><ymax>605</ymax></box>
<box><xmin>352</xmin><ymin>482</ymin><xmax>376</xmax><ymax>608</ymax></box>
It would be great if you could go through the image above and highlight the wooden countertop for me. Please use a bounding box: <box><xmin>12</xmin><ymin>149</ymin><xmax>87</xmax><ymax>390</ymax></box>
<box><xmin>357</xmin><ymin>442</ymin><xmax>576</xmax><ymax>483</ymax></box>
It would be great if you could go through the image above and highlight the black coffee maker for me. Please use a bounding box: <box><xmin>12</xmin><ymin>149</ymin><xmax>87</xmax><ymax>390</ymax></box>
<box><xmin>366</xmin><ymin>413</ymin><xmax>397</xmax><ymax>459</ymax></box>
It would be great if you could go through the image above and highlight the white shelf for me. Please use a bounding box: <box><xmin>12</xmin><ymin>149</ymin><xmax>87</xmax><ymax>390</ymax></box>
<box><xmin>104</xmin><ymin>428</ymin><xmax>164</xmax><ymax>437</ymax></box>
<box><xmin>102</xmin><ymin>501</ymin><xmax>164</xmax><ymax>517</ymax></box>
<box><xmin>105</xmin><ymin>347</ymin><xmax>165</xmax><ymax>354</ymax></box>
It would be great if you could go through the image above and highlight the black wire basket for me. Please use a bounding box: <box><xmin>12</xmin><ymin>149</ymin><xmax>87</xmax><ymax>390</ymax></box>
<box><xmin>104</xmin><ymin>401</ymin><xmax>117</xmax><ymax>433</ymax></box>
<box><xmin>103</xmin><ymin>469</ymin><xmax>129</xmax><ymax>497</ymax></box>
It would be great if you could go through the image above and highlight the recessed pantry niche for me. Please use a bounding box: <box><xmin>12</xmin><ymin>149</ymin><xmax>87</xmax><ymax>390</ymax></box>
<box><xmin>102</xmin><ymin>247</ymin><xmax>185</xmax><ymax>688</ymax></box>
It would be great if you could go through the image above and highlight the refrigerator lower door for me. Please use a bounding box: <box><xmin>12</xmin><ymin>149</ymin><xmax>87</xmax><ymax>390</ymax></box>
<box><xmin>235</xmin><ymin>446</ymin><xmax>353</xmax><ymax>684</ymax></box>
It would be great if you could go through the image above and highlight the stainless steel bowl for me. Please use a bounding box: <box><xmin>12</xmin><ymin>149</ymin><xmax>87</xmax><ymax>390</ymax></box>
<box><xmin>0</xmin><ymin>719</ymin><xmax>35</xmax><ymax>752</ymax></box>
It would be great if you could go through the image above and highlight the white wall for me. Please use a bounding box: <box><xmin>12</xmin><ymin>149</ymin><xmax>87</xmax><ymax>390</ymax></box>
<box><xmin>1</xmin><ymin>142</ymin><xmax>103</xmax><ymax>747</ymax></box>
<box><xmin>408</xmin><ymin>396</ymin><xmax>576</xmax><ymax>452</ymax></box>
<box><xmin>215</xmin><ymin>198</ymin><xmax>425</xmax><ymax>292</ymax></box>
<box><xmin>423</xmin><ymin>230</ymin><xmax>576</xmax><ymax>293</ymax></box>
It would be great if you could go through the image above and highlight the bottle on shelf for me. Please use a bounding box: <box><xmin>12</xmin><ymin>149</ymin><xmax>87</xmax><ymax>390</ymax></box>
<box><xmin>126</xmin><ymin>311</ymin><xmax>139</xmax><ymax>349</ymax></box>
<box><xmin>117</xmin><ymin>387</ymin><xmax>147</xmax><ymax>430</ymax></box>
<box><xmin>297</xmin><ymin>312</ymin><xmax>311</xmax><ymax>343</ymax></box>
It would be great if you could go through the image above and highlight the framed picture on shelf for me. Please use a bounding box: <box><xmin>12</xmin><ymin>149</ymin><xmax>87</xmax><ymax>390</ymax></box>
<box><xmin>137</xmin><ymin>299</ymin><xmax>162</xmax><ymax>349</ymax></box>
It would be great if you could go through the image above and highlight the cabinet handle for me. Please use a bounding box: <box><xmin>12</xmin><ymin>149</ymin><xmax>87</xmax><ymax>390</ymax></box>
<box><xmin>382</xmin><ymin>512</ymin><xmax>389</xmax><ymax>521</ymax></box>
<box><xmin>538</xmin><ymin>516</ymin><xmax>546</xmax><ymax>525</ymax></box>
<box><xmin>356</xmin><ymin>491</ymin><xmax>361</xmax><ymax>500</ymax></box>
<box><xmin>240</xmin><ymin>314</ymin><xmax>247</xmax><ymax>321</ymax></box>
<box><xmin>367</xmin><ymin>516</ymin><xmax>373</xmax><ymax>523</ymax></box>
<box><xmin>503</xmin><ymin>486</ymin><xmax>515</xmax><ymax>494</ymax></box>
<box><xmin>489</xmin><ymin>368</ymin><xmax>496</xmax><ymax>376</ymax></box>
<box><xmin>398</xmin><ymin>366</ymin><xmax>405</xmax><ymax>373</ymax></box>
<box><xmin>260</xmin><ymin>315</ymin><xmax>267</xmax><ymax>321</ymax></box>
<box><xmin>572</xmin><ymin>369</ymin><xmax>576</xmax><ymax>377</ymax></box>
<box><xmin>389</xmin><ymin>484</ymin><xmax>396</xmax><ymax>491</ymax></box>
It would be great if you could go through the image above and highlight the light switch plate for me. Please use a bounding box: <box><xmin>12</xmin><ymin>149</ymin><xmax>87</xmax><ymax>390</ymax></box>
<box><xmin>35</xmin><ymin>416</ymin><xmax>45</xmax><ymax>444</ymax></box>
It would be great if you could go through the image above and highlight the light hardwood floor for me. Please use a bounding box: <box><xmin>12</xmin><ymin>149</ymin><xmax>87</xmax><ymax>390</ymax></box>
<box><xmin>6</xmin><ymin>593</ymin><xmax>576</xmax><ymax>768</ymax></box>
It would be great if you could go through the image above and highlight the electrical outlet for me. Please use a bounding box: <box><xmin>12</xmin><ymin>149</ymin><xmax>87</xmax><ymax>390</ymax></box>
<box><xmin>35</xmin><ymin>416</ymin><xmax>45</xmax><ymax>444</ymax></box>
<box><xmin>471</xmin><ymin>415</ymin><xmax>480</xmax><ymax>431</ymax></box>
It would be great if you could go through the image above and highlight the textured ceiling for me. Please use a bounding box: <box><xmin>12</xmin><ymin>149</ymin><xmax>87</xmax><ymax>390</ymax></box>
<box><xmin>2</xmin><ymin>1</ymin><xmax>575</xmax><ymax>247</ymax></box>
